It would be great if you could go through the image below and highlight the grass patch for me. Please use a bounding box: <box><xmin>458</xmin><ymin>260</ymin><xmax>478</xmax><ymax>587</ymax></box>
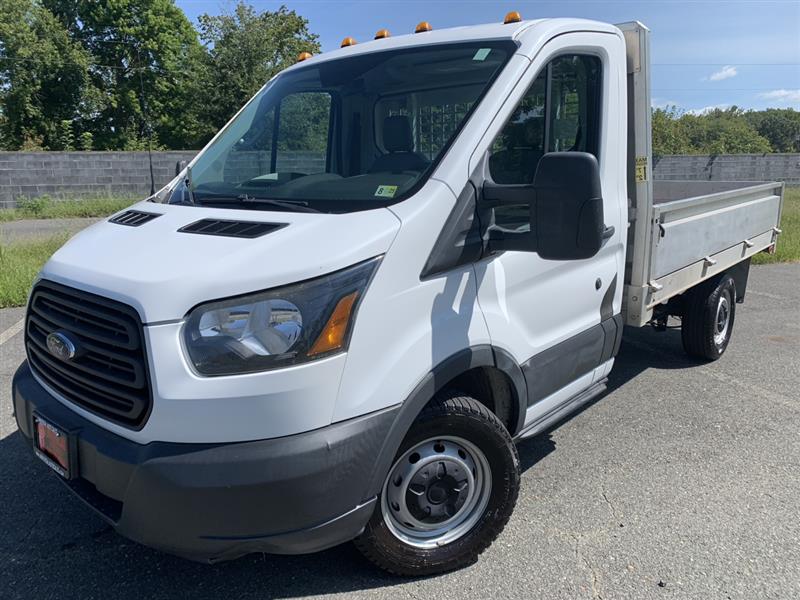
<box><xmin>0</xmin><ymin>235</ymin><xmax>69</xmax><ymax>308</ymax></box>
<box><xmin>0</xmin><ymin>196</ymin><xmax>134</xmax><ymax>222</ymax></box>
<box><xmin>752</xmin><ymin>186</ymin><xmax>800</xmax><ymax>265</ymax></box>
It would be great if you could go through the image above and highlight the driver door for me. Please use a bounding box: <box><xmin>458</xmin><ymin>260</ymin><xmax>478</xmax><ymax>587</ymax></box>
<box><xmin>474</xmin><ymin>36</ymin><xmax>626</xmax><ymax>428</ymax></box>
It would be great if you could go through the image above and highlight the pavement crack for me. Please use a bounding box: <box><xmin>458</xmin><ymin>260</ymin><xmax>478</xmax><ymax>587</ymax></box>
<box><xmin>20</xmin><ymin>516</ymin><xmax>41</xmax><ymax>544</ymax></box>
<box><xmin>601</xmin><ymin>490</ymin><xmax>621</xmax><ymax>524</ymax></box>
<box><xmin>570</xmin><ymin>533</ymin><xmax>602</xmax><ymax>599</ymax></box>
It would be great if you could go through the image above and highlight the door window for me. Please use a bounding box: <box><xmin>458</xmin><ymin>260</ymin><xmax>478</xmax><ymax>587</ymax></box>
<box><xmin>489</xmin><ymin>54</ymin><xmax>602</xmax><ymax>230</ymax></box>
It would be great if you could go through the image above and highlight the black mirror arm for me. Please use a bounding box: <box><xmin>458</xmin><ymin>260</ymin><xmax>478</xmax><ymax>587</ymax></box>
<box><xmin>602</xmin><ymin>224</ymin><xmax>615</xmax><ymax>242</ymax></box>
<box><xmin>481</xmin><ymin>181</ymin><xmax>536</xmax><ymax>208</ymax></box>
<box><xmin>480</xmin><ymin>181</ymin><xmax>538</xmax><ymax>254</ymax></box>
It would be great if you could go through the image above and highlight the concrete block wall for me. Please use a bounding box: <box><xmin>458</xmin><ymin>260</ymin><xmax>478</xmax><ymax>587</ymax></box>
<box><xmin>653</xmin><ymin>154</ymin><xmax>800</xmax><ymax>186</ymax></box>
<box><xmin>0</xmin><ymin>151</ymin><xmax>196</xmax><ymax>208</ymax></box>
<box><xmin>0</xmin><ymin>150</ymin><xmax>326</xmax><ymax>208</ymax></box>
<box><xmin>1</xmin><ymin>151</ymin><xmax>798</xmax><ymax>208</ymax></box>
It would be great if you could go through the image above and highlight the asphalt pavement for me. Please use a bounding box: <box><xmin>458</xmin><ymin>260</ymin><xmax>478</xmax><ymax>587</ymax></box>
<box><xmin>1</xmin><ymin>264</ymin><xmax>798</xmax><ymax>599</ymax></box>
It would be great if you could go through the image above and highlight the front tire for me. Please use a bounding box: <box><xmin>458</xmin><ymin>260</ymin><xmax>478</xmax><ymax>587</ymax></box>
<box><xmin>355</xmin><ymin>392</ymin><xmax>520</xmax><ymax>576</ymax></box>
<box><xmin>681</xmin><ymin>274</ymin><xmax>736</xmax><ymax>361</ymax></box>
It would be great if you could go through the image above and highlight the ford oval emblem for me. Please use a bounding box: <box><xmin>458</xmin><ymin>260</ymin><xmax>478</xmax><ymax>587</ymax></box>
<box><xmin>46</xmin><ymin>332</ymin><xmax>77</xmax><ymax>361</ymax></box>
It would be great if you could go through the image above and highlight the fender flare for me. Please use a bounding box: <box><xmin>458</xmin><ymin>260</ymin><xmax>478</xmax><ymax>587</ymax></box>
<box><xmin>361</xmin><ymin>345</ymin><xmax>526</xmax><ymax>501</ymax></box>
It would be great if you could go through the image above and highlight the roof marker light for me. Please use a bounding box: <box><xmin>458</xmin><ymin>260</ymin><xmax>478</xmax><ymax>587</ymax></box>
<box><xmin>415</xmin><ymin>21</ymin><xmax>432</xmax><ymax>33</ymax></box>
<box><xmin>297</xmin><ymin>51</ymin><xmax>313</xmax><ymax>62</ymax></box>
<box><xmin>341</xmin><ymin>37</ymin><xmax>357</xmax><ymax>47</ymax></box>
<box><xmin>504</xmin><ymin>11</ymin><xmax>522</xmax><ymax>24</ymax></box>
<box><xmin>374</xmin><ymin>29</ymin><xmax>391</xmax><ymax>40</ymax></box>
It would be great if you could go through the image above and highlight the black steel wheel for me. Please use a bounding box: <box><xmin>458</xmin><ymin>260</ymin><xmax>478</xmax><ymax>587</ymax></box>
<box><xmin>681</xmin><ymin>273</ymin><xmax>737</xmax><ymax>361</ymax></box>
<box><xmin>354</xmin><ymin>392</ymin><xmax>520</xmax><ymax>576</ymax></box>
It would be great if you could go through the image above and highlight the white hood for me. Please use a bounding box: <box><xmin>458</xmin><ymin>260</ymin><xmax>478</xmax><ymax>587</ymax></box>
<box><xmin>40</xmin><ymin>201</ymin><xmax>401</xmax><ymax>323</ymax></box>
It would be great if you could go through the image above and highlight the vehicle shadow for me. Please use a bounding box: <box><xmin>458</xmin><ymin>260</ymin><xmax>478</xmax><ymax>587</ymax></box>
<box><xmin>0</xmin><ymin>325</ymin><xmax>704</xmax><ymax>599</ymax></box>
<box><xmin>516</xmin><ymin>322</ymin><xmax>706</xmax><ymax>471</ymax></box>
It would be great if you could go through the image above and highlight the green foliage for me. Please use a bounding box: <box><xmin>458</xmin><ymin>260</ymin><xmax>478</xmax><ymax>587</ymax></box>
<box><xmin>651</xmin><ymin>107</ymin><xmax>692</xmax><ymax>155</ymax></box>
<box><xmin>0</xmin><ymin>0</ymin><xmax>90</xmax><ymax>149</ymax></box>
<box><xmin>16</xmin><ymin>196</ymin><xmax>50</xmax><ymax>216</ymax></box>
<box><xmin>44</xmin><ymin>0</ymin><xmax>210</xmax><ymax>150</ymax></box>
<box><xmin>651</xmin><ymin>106</ymin><xmax>793</xmax><ymax>156</ymax></box>
<box><xmin>0</xmin><ymin>196</ymin><xmax>135</xmax><ymax>222</ymax></box>
<box><xmin>744</xmin><ymin>109</ymin><xmax>800</xmax><ymax>153</ymax></box>
<box><xmin>79</xmin><ymin>131</ymin><xmax>93</xmax><ymax>151</ymax></box>
<box><xmin>1</xmin><ymin>0</ymin><xmax>320</xmax><ymax>151</ymax></box>
<box><xmin>683</xmin><ymin>107</ymin><xmax>772</xmax><ymax>154</ymax></box>
<box><xmin>54</xmin><ymin>119</ymin><xmax>75</xmax><ymax>150</ymax></box>
<box><xmin>197</xmin><ymin>2</ymin><xmax>320</xmax><ymax>132</ymax></box>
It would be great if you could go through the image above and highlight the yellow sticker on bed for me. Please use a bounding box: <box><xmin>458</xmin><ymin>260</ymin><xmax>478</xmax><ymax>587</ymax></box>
<box><xmin>374</xmin><ymin>185</ymin><xmax>398</xmax><ymax>198</ymax></box>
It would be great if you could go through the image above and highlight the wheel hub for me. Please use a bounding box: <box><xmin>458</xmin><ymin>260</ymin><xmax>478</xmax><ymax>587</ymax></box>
<box><xmin>714</xmin><ymin>294</ymin><xmax>731</xmax><ymax>347</ymax></box>
<box><xmin>406</xmin><ymin>461</ymin><xmax>469</xmax><ymax>523</ymax></box>
<box><xmin>381</xmin><ymin>436</ymin><xmax>492</xmax><ymax>549</ymax></box>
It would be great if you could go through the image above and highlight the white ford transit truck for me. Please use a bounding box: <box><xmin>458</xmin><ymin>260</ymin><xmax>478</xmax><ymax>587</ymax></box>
<box><xmin>12</xmin><ymin>17</ymin><xmax>784</xmax><ymax>575</ymax></box>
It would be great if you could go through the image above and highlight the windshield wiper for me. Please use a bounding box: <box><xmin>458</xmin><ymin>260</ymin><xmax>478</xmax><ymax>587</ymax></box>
<box><xmin>194</xmin><ymin>193</ymin><xmax>321</xmax><ymax>213</ymax></box>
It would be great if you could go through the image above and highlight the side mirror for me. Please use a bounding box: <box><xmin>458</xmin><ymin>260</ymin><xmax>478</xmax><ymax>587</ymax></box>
<box><xmin>482</xmin><ymin>152</ymin><xmax>606</xmax><ymax>261</ymax></box>
<box><xmin>533</xmin><ymin>152</ymin><xmax>605</xmax><ymax>260</ymax></box>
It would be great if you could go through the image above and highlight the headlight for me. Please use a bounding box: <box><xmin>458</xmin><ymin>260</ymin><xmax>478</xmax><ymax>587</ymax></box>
<box><xmin>183</xmin><ymin>257</ymin><xmax>381</xmax><ymax>376</ymax></box>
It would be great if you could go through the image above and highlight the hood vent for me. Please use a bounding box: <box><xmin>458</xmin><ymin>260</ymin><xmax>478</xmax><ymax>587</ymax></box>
<box><xmin>178</xmin><ymin>219</ymin><xmax>286</xmax><ymax>239</ymax></box>
<box><xmin>109</xmin><ymin>210</ymin><xmax>162</xmax><ymax>227</ymax></box>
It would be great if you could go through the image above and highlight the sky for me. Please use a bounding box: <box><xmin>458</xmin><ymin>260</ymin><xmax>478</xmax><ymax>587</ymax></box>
<box><xmin>176</xmin><ymin>0</ymin><xmax>800</xmax><ymax>113</ymax></box>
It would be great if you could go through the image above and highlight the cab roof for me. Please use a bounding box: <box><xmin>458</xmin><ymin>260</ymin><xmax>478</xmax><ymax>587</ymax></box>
<box><xmin>284</xmin><ymin>18</ymin><xmax>620</xmax><ymax>71</ymax></box>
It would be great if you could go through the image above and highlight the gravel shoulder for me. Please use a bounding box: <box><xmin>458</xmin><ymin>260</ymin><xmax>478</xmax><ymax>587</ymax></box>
<box><xmin>0</xmin><ymin>218</ymin><xmax>100</xmax><ymax>242</ymax></box>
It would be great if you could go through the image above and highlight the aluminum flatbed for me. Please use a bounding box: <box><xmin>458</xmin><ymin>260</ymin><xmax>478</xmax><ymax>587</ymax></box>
<box><xmin>618</xmin><ymin>23</ymin><xmax>784</xmax><ymax>327</ymax></box>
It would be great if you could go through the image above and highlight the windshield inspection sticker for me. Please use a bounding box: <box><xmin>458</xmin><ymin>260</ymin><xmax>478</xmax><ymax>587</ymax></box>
<box><xmin>472</xmin><ymin>48</ymin><xmax>491</xmax><ymax>61</ymax></box>
<box><xmin>375</xmin><ymin>185</ymin><xmax>398</xmax><ymax>198</ymax></box>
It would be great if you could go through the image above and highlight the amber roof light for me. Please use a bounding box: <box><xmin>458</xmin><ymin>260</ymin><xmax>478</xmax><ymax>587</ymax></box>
<box><xmin>341</xmin><ymin>37</ymin><xmax>357</xmax><ymax>47</ymax></box>
<box><xmin>504</xmin><ymin>11</ymin><xmax>522</xmax><ymax>24</ymax></box>
<box><xmin>297</xmin><ymin>51</ymin><xmax>313</xmax><ymax>62</ymax></box>
<box><xmin>415</xmin><ymin>21</ymin><xmax>432</xmax><ymax>33</ymax></box>
<box><xmin>374</xmin><ymin>29</ymin><xmax>391</xmax><ymax>39</ymax></box>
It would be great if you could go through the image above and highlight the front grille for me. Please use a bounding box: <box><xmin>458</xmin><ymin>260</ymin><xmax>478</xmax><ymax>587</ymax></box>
<box><xmin>25</xmin><ymin>281</ymin><xmax>152</xmax><ymax>428</ymax></box>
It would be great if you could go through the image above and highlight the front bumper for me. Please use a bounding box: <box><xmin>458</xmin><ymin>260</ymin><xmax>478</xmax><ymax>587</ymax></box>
<box><xmin>12</xmin><ymin>362</ymin><xmax>396</xmax><ymax>562</ymax></box>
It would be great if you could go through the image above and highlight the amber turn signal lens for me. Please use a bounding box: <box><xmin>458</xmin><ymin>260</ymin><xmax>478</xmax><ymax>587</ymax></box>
<box><xmin>308</xmin><ymin>291</ymin><xmax>359</xmax><ymax>356</ymax></box>
<box><xmin>504</xmin><ymin>11</ymin><xmax>522</xmax><ymax>24</ymax></box>
<box><xmin>341</xmin><ymin>37</ymin><xmax>357</xmax><ymax>47</ymax></box>
<box><xmin>297</xmin><ymin>51</ymin><xmax>313</xmax><ymax>62</ymax></box>
<box><xmin>415</xmin><ymin>21</ymin><xmax>432</xmax><ymax>33</ymax></box>
<box><xmin>374</xmin><ymin>28</ymin><xmax>391</xmax><ymax>39</ymax></box>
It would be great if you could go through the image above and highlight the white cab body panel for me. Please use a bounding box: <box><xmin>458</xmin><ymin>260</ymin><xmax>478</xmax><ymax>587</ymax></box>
<box><xmin>40</xmin><ymin>201</ymin><xmax>400</xmax><ymax>324</ymax></box>
<box><xmin>334</xmin><ymin>180</ymin><xmax>491</xmax><ymax>423</ymax></box>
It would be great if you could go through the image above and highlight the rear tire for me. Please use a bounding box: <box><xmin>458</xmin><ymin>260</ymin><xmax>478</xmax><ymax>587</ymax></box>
<box><xmin>681</xmin><ymin>274</ymin><xmax>736</xmax><ymax>361</ymax></box>
<box><xmin>354</xmin><ymin>392</ymin><xmax>520</xmax><ymax>576</ymax></box>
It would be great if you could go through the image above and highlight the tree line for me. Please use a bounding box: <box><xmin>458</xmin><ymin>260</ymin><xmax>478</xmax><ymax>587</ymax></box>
<box><xmin>2</xmin><ymin>2</ymin><xmax>799</xmax><ymax>154</ymax></box>
<box><xmin>0</xmin><ymin>0</ymin><xmax>319</xmax><ymax>151</ymax></box>
<box><xmin>653</xmin><ymin>106</ymin><xmax>800</xmax><ymax>156</ymax></box>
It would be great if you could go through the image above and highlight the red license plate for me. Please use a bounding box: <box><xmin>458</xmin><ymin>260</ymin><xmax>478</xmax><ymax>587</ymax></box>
<box><xmin>33</xmin><ymin>415</ymin><xmax>74</xmax><ymax>479</ymax></box>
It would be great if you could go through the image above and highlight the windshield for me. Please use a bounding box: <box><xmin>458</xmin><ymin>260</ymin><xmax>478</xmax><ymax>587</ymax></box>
<box><xmin>164</xmin><ymin>41</ymin><xmax>516</xmax><ymax>213</ymax></box>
